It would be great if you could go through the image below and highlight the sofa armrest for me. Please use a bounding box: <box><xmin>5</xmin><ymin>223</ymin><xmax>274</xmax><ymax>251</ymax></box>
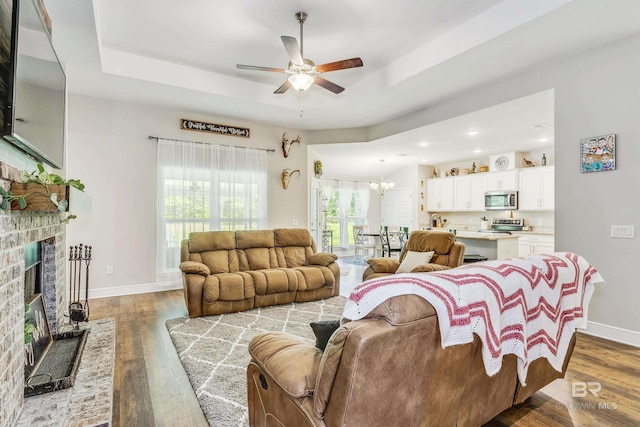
<box><xmin>366</xmin><ymin>257</ymin><xmax>400</xmax><ymax>274</ymax></box>
<box><xmin>410</xmin><ymin>264</ymin><xmax>452</xmax><ymax>273</ymax></box>
<box><xmin>249</xmin><ymin>332</ymin><xmax>322</xmax><ymax>398</ymax></box>
<box><xmin>179</xmin><ymin>261</ymin><xmax>210</xmax><ymax>276</ymax></box>
<box><xmin>308</xmin><ymin>252</ymin><xmax>338</xmax><ymax>267</ymax></box>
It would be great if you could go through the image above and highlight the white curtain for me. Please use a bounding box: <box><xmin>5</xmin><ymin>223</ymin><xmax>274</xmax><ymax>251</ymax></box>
<box><xmin>156</xmin><ymin>139</ymin><xmax>267</xmax><ymax>284</ymax></box>
<box><xmin>355</xmin><ymin>181</ymin><xmax>371</xmax><ymax>227</ymax></box>
<box><xmin>338</xmin><ymin>181</ymin><xmax>354</xmax><ymax>248</ymax></box>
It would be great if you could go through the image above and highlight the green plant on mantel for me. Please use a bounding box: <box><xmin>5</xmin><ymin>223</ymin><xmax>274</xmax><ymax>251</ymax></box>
<box><xmin>0</xmin><ymin>163</ymin><xmax>85</xmax><ymax>222</ymax></box>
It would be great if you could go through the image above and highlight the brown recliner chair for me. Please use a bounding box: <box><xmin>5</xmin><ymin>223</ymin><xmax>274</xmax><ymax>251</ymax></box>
<box><xmin>246</xmin><ymin>294</ymin><xmax>575</xmax><ymax>427</ymax></box>
<box><xmin>362</xmin><ymin>230</ymin><xmax>465</xmax><ymax>281</ymax></box>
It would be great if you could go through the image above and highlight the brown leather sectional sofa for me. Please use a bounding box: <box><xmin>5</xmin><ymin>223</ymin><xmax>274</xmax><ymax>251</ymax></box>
<box><xmin>179</xmin><ymin>228</ymin><xmax>340</xmax><ymax>317</ymax></box>
<box><xmin>247</xmin><ymin>294</ymin><xmax>575</xmax><ymax>426</ymax></box>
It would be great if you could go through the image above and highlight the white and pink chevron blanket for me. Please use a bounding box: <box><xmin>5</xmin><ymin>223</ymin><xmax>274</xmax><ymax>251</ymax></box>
<box><xmin>343</xmin><ymin>252</ymin><xmax>603</xmax><ymax>385</ymax></box>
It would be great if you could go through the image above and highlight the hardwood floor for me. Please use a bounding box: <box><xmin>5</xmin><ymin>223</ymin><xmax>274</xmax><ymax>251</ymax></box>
<box><xmin>91</xmin><ymin>290</ymin><xmax>208</xmax><ymax>427</ymax></box>
<box><xmin>91</xmin><ymin>287</ymin><xmax>640</xmax><ymax>427</ymax></box>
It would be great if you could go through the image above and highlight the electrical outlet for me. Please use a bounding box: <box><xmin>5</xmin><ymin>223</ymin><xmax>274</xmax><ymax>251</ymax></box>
<box><xmin>611</xmin><ymin>225</ymin><xmax>635</xmax><ymax>238</ymax></box>
<box><xmin>106</xmin><ymin>266</ymin><xmax>114</xmax><ymax>275</ymax></box>
<box><xmin>291</xmin><ymin>218</ymin><xmax>298</xmax><ymax>226</ymax></box>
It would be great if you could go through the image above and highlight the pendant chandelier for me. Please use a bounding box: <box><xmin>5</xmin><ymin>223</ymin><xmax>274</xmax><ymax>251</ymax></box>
<box><xmin>369</xmin><ymin>159</ymin><xmax>395</xmax><ymax>196</ymax></box>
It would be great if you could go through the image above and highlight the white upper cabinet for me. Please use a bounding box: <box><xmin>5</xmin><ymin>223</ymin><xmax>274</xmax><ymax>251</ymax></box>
<box><xmin>426</xmin><ymin>178</ymin><xmax>454</xmax><ymax>212</ymax></box>
<box><xmin>453</xmin><ymin>174</ymin><xmax>487</xmax><ymax>211</ymax></box>
<box><xmin>518</xmin><ymin>166</ymin><xmax>554</xmax><ymax>210</ymax></box>
<box><xmin>486</xmin><ymin>170</ymin><xmax>518</xmax><ymax>191</ymax></box>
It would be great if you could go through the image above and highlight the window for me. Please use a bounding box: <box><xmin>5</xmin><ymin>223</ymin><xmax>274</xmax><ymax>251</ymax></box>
<box><xmin>323</xmin><ymin>180</ymin><xmax>370</xmax><ymax>248</ymax></box>
<box><xmin>156</xmin><ymin>140</ymin><xmax>267</xmax><ymax>283</ymax></box>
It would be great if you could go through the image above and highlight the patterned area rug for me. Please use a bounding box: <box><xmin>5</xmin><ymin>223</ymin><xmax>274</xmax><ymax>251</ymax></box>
<box><xmin>17</xmin><ymin>318</ymin><xmax>115</xmax><ymax>427</ymax></box>
<box><xmin>165</xmin><ymin>297</ymin><xmax>345</xmax><ymax>426</ymax></box>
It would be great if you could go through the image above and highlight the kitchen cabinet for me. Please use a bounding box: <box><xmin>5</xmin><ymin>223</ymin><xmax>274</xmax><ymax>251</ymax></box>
<box><xmin>426</xmin><ymin>178</ymin><xmax>454</xmax><ymax>211</ymax></box>
<box><xmin>518</xmin><ymin>166</ymin><xmax>554</xmax><ymax>210</ymax></box>
<box><xmin>517</xmin><ymin>234</ymin><xmax>555</xmax><ymax>256</ymax></box>
<box><xmin>486</xmin><ymin>170</ymin><xmax>517</xmax><ymax>191</ymax></box>
<box><xmin>453</xmin><ymin>174</ymin><xmax>487</xmax><ymax>211</ymax></box>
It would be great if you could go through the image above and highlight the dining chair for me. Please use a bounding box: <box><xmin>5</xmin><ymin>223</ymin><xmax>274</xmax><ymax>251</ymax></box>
<box><xmin>353</xmin><ymin>225</ymin><xmax>376</xmax><ymax>262</ymax></box>
<box><xmin>398</xmin><ymin>226</ymin><xmax>409</xmax><ymax>246</ymax></box>
<box><xmin>379</xmin><ymin>226</ymin><xmax>403</xmax><ymax>257</ymax></box>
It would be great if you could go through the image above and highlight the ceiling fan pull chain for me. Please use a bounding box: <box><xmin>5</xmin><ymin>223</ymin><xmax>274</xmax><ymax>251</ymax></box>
<box><xmin>299</xmin><ymin>91</ymin><xmax>304</xmax><ymax>117</ymax></box>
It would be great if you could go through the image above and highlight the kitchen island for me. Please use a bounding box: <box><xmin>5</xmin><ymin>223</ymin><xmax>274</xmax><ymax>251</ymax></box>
<box><xmin>455</xmin><ymin>231</ymin><xmax>520</xmax><ymax>261</ymax></box>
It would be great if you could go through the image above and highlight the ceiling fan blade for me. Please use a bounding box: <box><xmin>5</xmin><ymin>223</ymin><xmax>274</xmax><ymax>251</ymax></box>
<box><xmin>281</xmin><ymin>36</ymin><xmax>303</xmax><ymax>65</ymax></box>
<box><xmin>237</xmin><ymin>64</ymin><xmax>286</xmax><ymax>73</ymax></box>
<box><xmin>316</xmin><ymin>58</ymin><xmax>363</xmax><ymax>73</ymax></box>
<box><xmin>314</xmin><ymin>76</ymin><xmax>345</xmax><ymax>94</ymax></box>
<box><xmin>273</xmin><ymin>80</ymin><xmax>291</xmax><ymax>94</ymax></box>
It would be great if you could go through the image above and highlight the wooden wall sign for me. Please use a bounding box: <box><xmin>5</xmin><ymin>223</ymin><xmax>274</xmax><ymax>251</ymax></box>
<box><xmin>181</xmin><ymin>119</ymin><xmax>250</xmax><ymax>138</ymax></box>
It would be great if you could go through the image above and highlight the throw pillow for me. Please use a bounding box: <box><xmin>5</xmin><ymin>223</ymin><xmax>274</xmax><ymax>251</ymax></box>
<box><xmin>309</xmin><ymin>320</ymin><xmax>341</xmax><ymax>351</ymax></box>
<box><xmin>396</xmin><ymin>250</ymin><xmax>435</xmax><ymax>274</ymax></box>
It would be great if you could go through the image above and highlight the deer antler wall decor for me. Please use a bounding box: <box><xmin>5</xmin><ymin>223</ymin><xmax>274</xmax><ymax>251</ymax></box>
<box><xmin>281</xmin><ymin>133</ymin><xmax>302</xmax><ymax>158</ymax></box>
<box><xmin>281</xmin><ymin>169</ymin><xmax>300</xmax><ymax>189</ymax></box>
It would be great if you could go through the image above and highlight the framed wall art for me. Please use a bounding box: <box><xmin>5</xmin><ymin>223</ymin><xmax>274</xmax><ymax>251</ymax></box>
<box><xmin>580</xmin><ymin>134</ymin><xmax>615</xmax><ymax>173</ymax></box>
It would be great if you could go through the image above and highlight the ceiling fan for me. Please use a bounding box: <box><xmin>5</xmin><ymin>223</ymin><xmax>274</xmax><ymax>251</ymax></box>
<box><xmin>236</xmin><ymin>11</ymin><xmax>363</xmax><ymax>94</ymax></box>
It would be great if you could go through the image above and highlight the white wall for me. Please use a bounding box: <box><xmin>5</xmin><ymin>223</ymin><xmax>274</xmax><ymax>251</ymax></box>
<box><xmin>66</xmin><ymin>94</ymin><xmax>308</xmax><ymax>297</ymax></box>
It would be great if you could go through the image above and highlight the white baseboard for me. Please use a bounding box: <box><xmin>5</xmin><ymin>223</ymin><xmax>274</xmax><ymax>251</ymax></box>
<box><xmin>79</xmin><ymin>281</ymin><xmax>183</xmax><ymax>300</ymax></box>
<box><xmin>582</xmin><ymin>321</ymin><xmax>640</xmax><ymax>348</ymax></box>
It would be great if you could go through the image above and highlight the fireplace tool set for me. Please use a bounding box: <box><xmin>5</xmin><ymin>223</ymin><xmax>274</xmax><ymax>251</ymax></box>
<box><xmin>68</xmin><ymin>244</ymin><xmax>92</xmax><ymax>329</ymax></box>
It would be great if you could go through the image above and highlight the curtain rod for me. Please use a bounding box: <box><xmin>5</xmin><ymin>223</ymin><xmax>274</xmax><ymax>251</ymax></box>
<box><xmin>147</xmin><ymin>136</ymin><xmax>276</xmax><ymax>153</ymax></box>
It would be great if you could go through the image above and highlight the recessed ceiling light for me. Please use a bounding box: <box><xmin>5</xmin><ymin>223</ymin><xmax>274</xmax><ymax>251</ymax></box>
<box><xmin>421</xmin><ymin>159</ymin><xmax>428</xmax><ymax>162</ymax></box>
<box><xmin>539</xmin><ymin>137</ymin><xmax>550</xmax><ymax>142</ymax></box>
<box><xmin>419</xmin><ymin>142</ymin><xmax>428</xmax><ymax>147</ymax></box>
<box><xmin>473</xmin><ymin>149</ymin><xmax>482</xmax><ymax>154</ymax></box>
<box><xmin>467</xmin><ymin>130</ymin><xmax>479</xmax><ymax>136</ymax></box>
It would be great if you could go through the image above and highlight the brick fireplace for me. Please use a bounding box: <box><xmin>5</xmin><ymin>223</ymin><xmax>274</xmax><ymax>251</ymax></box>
<box><xmin>0</xmin><ymin>162</ymin><xmax>67</xmax><ymax>427</ymax></box>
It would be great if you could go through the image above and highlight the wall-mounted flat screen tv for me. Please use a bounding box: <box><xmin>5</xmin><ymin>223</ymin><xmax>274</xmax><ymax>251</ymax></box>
<box><xmin>1</xmin><ymin>0</ymin><xmax>65</xmax><ymax>168</ymax></box>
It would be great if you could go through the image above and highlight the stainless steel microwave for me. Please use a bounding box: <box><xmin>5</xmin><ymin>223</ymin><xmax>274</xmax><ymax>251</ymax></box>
<box><xmin>485</xmin><ymin>191</ymin><xmax>518</xmax><ymax>210</ymax></box>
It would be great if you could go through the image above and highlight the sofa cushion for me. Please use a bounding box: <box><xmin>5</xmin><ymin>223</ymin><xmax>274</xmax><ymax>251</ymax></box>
<box><xmin>274</xmin><ymin>228</ymin><xmax>313</xmax><ymax>247</ymax></box>
<box><xmin>310</xmin><ymin>320</ymin><xmax>341</xmax><ymax>351</ymax></box>
<box><xmin>188</xmin><ymin>231</ymin><xmax>236</xmax><ymax>252</ymax></box>
<box><xmin>396</xmin><ymin>251</ymin><xmax>435</xmax><ymax>274</ymax></box>
<box><xmin>295</xmin><ymin>266</ymin><xmax>334</xmax><ymax>291</ymax></box>
<box><xmin>281</xmin><ymin>246</ymin><xmax>309</xmax><ymax>267</ymax></box>
<box><xmin>250</xmin><ymin>269</ymin><xmax>297</xmax><ymax>296</ymax></box>
<box><xmin>403</xmin><ymin>230</ymin><xmax>455</xmax><ymax>255</ymax></box>
<box><xmin>201</xmin><ymin>250</ymin><xmax>233</xmax><ymax>274</ymax></box>
<box><xmin>243</xmin><ymin>247</ymin><xmax>275</xmax><ymax>270</ymax></box>
<box><xmin>209</xmin><ymin>272</ymin><xmax>255</xmax><ymax>302</ymax></box>
<box><xmin>236</xmin><ymin>230</ymin><xmax>275</xmax><ymax>249</ymax></box>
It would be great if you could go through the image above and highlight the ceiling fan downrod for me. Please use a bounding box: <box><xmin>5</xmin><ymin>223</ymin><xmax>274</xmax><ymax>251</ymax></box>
<box><xmin>296</xmin><ymin>12</ymin><xmax>307</xmax><ymax>58</ymax></box>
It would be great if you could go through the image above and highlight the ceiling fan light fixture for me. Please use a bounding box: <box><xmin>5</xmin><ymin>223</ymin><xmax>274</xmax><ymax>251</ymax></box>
<box><xmin>288</xmin><ymin>73</ymin><xmax>314</xmax><ymax>92</ymax></box>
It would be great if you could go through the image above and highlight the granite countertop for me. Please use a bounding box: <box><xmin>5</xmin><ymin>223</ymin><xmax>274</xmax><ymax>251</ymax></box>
<box><xmin>455</xmin><ymin>231</ymin><xmax>520</xmax><ymax>240</ymax></box>
<box><xmin>511</xmin><ymin>230</ymin><xmax>555</xmax><ymax>236</ymax></box>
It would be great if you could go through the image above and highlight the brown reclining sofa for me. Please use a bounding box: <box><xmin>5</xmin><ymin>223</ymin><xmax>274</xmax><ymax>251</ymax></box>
<box><xmin>247</xmin><ymin>294</ymin><xmax>575</xmax><ymax>426</ymax></box>
<box><xmin>179</xmin><ymin>228</ymin><xmax>340</xmax><ymax>317</ymax></box>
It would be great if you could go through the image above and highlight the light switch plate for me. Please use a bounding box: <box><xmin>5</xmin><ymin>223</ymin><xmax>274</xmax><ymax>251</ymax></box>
<box><xmin>611</xmin><ymin>225</ymin><xmax>635</xmax><ymax>238</ymax></box>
